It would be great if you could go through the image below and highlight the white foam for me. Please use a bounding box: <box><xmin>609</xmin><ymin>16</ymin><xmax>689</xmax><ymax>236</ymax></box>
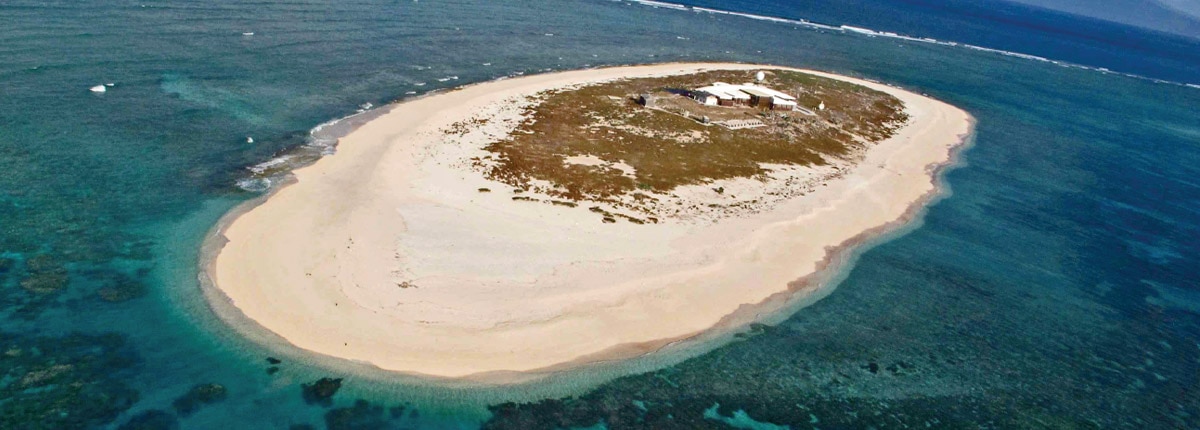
<box><xmin>236</xmin><ymin>177</ymin><xmax>271</xmax><ymax>192</ymax></box>
<box><xmin>629</xmin><ymin>0</ymin><xmax>688</xmax><ymax>11</ymax></box>
<box><xmin>89</xmin><ymin>85</ymin><xmax>106</xmax><ymax>93</ymax></box>
<box><xmin>625</xmin><ymin>0</ymin><xmax>1200</xmax><ymax>91</ymax></box>
<box><xmin>248</xmin><ymin>155</ymin><xmax>292</xmax><ymax>175</ymax></box>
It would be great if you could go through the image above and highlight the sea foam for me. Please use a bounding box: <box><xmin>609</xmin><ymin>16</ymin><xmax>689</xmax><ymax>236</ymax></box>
<box><xmin>622</xmin><ymin>0</ymin><xmax>1200</xmax><ymax>90</ymax></box>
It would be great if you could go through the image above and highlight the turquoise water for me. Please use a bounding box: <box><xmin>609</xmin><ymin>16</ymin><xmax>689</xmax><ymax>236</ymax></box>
<box><xmin>2</xmin><ymin>0</ymin><xmax>1198</xmax><ymax>429</ymax></box>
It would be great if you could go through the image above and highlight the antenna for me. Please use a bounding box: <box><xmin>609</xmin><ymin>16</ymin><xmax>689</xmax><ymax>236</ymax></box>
<box><xmin>755</xmin><ymin>71</ymin><xmax>765</xmax><ymax>82</ymax></box>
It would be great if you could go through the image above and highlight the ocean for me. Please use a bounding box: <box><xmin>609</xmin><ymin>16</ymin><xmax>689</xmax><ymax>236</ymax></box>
<box><xmin>1</xmin><ymin>0</ymin><xmax>1197</xmax><ymax>428</ymax></box>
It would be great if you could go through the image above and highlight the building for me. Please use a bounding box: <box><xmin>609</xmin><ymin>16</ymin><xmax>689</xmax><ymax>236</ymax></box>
<box><xmin>638</xmin><ymin>93</ymin><xmax>657</xmax><ymax>107</ymax></box>
<box><xmin>694</xmin><ymin>84</ymin><xmax>751</xmax><ymax>106</ymax></box>
<box><xmin>692</xmin><ymin>92</ymin><xmax>718</xmax><ymax>106</ymax></box>
<box><xmin>770</xmin><ymin>97</ymin><xmax>797</xmax><ymax>111</ymax></box>
<box><xmin>715</xmin><ymin>119</ymin><xmax>766</xmax><ymax>130</ymax></box>
<box><xmin>740</xmin><ymin>87</ymin><xmax>777</xmax><ymax>108</ymax></box>
<box><xmin>691</xmin><ymin>82</ymin><xmax>797</xmax><ymax>110</ymax></box>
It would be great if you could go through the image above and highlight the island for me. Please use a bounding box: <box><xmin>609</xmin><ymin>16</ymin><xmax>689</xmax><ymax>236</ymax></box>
<box><xmin>205</xmin><ymin>63</ymin><xmax>973</xmax><ymax>380</ymax></box>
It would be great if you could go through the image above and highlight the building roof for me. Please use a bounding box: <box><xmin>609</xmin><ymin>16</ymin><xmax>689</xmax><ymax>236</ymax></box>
<box><xmin>745</xmin><ymin>84</ymin><xmax>796</xmax><ymax>101</ymax></box>
<box><xmin>739</xmin><ymin>88</ymin><xmax>776</xmax><ymax>98</ymax></box>
<box><xmin>696</xmin><ymin>86</ymin><xmax>749</xmax><ymax>100</ymax></box>
<box><xmin>699</xmin><ymin>82</ymin><xmax>795</xmax><ymax>101</ymax></box>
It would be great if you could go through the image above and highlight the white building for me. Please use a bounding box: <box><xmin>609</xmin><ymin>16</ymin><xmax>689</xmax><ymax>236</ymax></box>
<box><xmin>694</xmin><ymin>84</ymin><xmax>751</xmax><ymax>106</ymax></box>
<box><xmin>770</xmin><ymin>97</ymin><xmax>797</xmax><ymax>111</ymax></box>
<box><xmin>692</xmin><ymin>82</ymin><xmax>796</xmax><ymax>110</ymax></box>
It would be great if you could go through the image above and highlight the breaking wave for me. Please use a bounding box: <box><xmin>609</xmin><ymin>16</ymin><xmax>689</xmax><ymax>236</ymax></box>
<box><xmin>622</xmin><ymin>0</ymin><xmax>1200</xmax><ymax>89</ymax></box>
<box><xmin>235</xmin><ymin>105</ymin><xmax>393</xmax><ymax>192</ymax></box>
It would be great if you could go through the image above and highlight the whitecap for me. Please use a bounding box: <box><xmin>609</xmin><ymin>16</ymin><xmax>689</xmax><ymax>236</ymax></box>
<box><xmin>236</xmin><ymin>177</ymin><xmax>271</xmax><ymax>193</ymax></box>
<box><xmin>248</xmin><ymin>154</ymin><xmax>293</xmax><ymax>175</ymax></box>
<box><xmin>630</xmin><ymin>0</ymin><xmax>1197</xmax><ymax>90</ymax></box>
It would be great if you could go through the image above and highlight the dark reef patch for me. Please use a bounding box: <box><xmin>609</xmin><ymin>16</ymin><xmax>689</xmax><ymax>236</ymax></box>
<box><xmin>172</xmin><ymin>383</ymin><xmax>228</xmax><ymax>416</ymax></box>
<box><xmin>18</xmin><ymin>254</ymin><xmax>68</xmax><ymax>295</ymax></box>
<box><xmin>0</xmin><ymin>332</ymin><xmax>141</xmax><ymax>430</ymax></box>
<box><xmin>301</xmin><ymin>377</ymin><xmax>343</xmax><ymax>406</ymax></box>
<box><xmin>325</xmin><ymin>399</ymin><xmax>387</xmax><ymax>430</ymax></box>
<box><xmin>117</xmin><ymin>410</ymin><xmax>179</xmax><ymax>430</ymax></box>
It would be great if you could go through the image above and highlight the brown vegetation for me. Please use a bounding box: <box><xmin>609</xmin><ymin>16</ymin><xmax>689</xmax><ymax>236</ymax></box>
<box><xmin>480</xmin><ymin>69</ymin><xmax>908</xmax><ymax>210</ymax></box>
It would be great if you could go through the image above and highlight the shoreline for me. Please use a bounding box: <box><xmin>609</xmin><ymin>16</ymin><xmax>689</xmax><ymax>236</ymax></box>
<box><xmin>201</xmin><ymin>62</ymin><xmax>975</xmax><ymax>382</ymax></box>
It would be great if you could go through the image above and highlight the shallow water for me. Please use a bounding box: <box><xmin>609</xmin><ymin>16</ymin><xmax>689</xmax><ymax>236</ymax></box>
<box><xmin>1</xmin><ymin>0</ymin><xmax>1198</xmax><ymax>428</ymax></box>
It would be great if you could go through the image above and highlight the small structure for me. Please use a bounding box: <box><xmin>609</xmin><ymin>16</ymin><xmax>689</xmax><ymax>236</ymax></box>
<box><xmin>638</xmin><ymin>93</ymin><xmax>657</xmax><ymax>108</ymax></box>
<box><xmin>740</xmin><ymin>87</ymin><xmax>777</xmax><ymax>108</ymax></box>
<box><xmin>770</xmin><ymin>97</ymin><xmax>797</xmax><ymax>111</ymax></box>
<box><xmin>715</xmin><ymin>119</ymin><xmax>766</xmax><ymax>130</ymax></box>
<box><xmin>693</xmin><ymin>92</ymin><xmax>718</xmax><ymax>106</ymax></box>
<box><xmin>694</xmin><ymin>83</ymin><xmax>751</xmax><ymax>106</ymax></box>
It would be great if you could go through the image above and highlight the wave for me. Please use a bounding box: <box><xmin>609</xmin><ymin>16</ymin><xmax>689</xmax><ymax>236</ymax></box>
<box><xmin>236</xmin><ymin>106</ymin><xmax>391</xmax><ymax>192</ymax></box>
<box><xmin>632</xmin><ymin>0</ymin><xmax>688</xmax><ymax>11</ymax></box>
<box><xmin>235</xmin><ymin>177</ymin><xmax>271</xmax><ymax>193</ymax></box>
<box><xmin>620</xmin><ymin>0</ymin><xmax>1200</xmax><ymax>90</ymax></box>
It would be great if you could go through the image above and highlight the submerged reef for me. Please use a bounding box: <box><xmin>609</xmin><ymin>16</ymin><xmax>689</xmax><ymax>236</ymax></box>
<box><xmin>284</xmin><ymin>398</ymin><xmax>417</xmax><ymax>430</ymax></box>
<box><xmin>482</xmin><ymin>252</ymin><xmax>1200</xmax><ymax>429</ymax></box>
<box><xmin>1</xmin><ymin>243</ymin><xmax>154</xmax><ymax>320</ymax></box>
<box><xmin>94</xmin><ymin>271</ymin><xmax>149</xmax><ymax>303</ymax></box>
<box><xmin>17</xmin><ymin>254</ymin><xmax>68</xmax><ymax>295</ymax></box>
<box><xmin>172</xmin><ymin>383</ymin><xmax>228</xmax><ymax>416</ymax></box>
<box><xmin>325</xmin><ymin>399</ymin><xmax>388</xmax><ymax>430</ymax></box>
<box><xmin>0</xmin><ymin>332</ymin><xmax>141</xmax><ymax>430</ymax></box>
<box><xmin>301</xmin><ymin>377</ymin><xmax>343</xmax><ymax>406</ymax></box>
<box><xmin>116</xmin><ymin>410</ymin><xmax>179</xmax><ymax>430</ymax></box>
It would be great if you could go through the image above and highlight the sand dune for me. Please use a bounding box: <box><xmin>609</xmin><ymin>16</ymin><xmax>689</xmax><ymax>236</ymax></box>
<box><xmin>208</xmin><ymin>63</ymin><xmax>973</xmax><ymax>379</ymax></box>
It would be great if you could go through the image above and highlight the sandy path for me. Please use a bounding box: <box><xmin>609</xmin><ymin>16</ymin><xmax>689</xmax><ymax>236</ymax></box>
<box><xmin>209</xmin><ymin>63</ymin><xmax>973</xmax><ymax>379</ymax></box>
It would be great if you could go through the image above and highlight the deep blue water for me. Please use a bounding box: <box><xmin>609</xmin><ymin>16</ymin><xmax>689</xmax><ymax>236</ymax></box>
<box><xmin>1</xmin><ymin>0</ymin><xmax>1198</xmax><ymax>429</ymax></box>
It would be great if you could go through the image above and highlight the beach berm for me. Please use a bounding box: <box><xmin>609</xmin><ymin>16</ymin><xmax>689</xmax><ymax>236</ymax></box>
<box><xmin>208</xmin><ymin>63</ymin><xmax>973</xmax><ymax>380</ymax></box>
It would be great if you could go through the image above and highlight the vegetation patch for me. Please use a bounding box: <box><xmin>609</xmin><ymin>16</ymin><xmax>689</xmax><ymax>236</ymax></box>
<box><xmin>480</xmin><ymin>69</ymin><xmax>908</xmax><ymax>212</ymax></box>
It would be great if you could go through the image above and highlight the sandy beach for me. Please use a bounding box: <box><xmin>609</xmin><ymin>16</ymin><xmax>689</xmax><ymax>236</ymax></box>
<box><xmin>208</xmin><ymin>63</ymin><xmax>973</xmax><ymax>380</ymax></box>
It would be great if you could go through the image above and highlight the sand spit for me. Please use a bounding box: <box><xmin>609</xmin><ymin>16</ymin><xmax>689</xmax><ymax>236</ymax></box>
<box><xmin>208</xmin><ymin>63</ymin><xmax>973</xmax><ymax>380</ymax></box>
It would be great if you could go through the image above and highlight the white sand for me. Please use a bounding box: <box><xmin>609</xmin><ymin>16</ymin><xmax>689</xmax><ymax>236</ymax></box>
<box><xmin>209</xmin><ymin>63</ymin><xmax>973</xmax><ymax>379</ymax></box>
